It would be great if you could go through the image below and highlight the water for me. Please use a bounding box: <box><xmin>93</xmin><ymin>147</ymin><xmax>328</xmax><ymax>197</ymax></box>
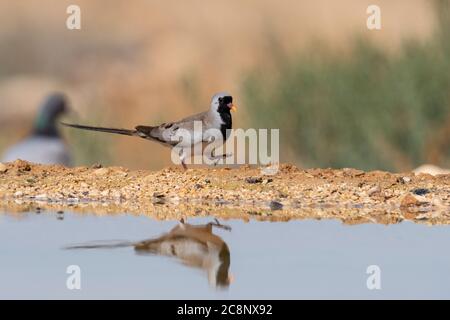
<box><xmin>0</xmin><ymin>211</ymin><xmax>449</xmax><ymax>299</ymax></box>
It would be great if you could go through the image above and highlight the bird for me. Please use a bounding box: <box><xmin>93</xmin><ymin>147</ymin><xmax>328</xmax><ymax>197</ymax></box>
<box><xmin>1</xmin><ymin>93</ymin><xmax>72</xmax><ymax>166</ymax></box>
<box><xmin>64</xmin><ymin>218</ymin><xmax>233</xmax><ymax>289</ymax></box>
<box><xmin>134</xmin><ymin>218</ymin><xmax>232</xmax><ymax>288</ymax></box>
<box><xmin>62</xmin><ymin>92</ymin><xmax>237</xmax><ymax>169</ymax></box>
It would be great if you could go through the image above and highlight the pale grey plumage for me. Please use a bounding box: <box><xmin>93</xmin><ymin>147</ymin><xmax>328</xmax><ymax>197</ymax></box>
<box><xmin>136</xmin><ymin>91</ymin><xmax>232</xmax><ymax>146</ymax></box>
<box><xmin>2</xmin><ymin>137</ymin><xmax>71</xmax><ymax>166</ymax></box>
<box><xmin>62</xmin><ymin>92</ymin><xmax>235</xmax><ymax>168</ymax></box>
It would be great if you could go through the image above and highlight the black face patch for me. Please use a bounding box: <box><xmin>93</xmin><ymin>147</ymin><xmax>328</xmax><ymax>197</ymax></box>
<box><xmin>216</xmin><ymin>95</ymin><xmax>233</xmax><ymax>141</ymax></box>
<box><xmin>217</xmin><ymin>96</ymin><xmax>233</xmax><ymax>112</ymax></box>
<box><xmin>219</xmin><ymin>96</ymin><xmax>232</xmax><ymax>105</ymax></box>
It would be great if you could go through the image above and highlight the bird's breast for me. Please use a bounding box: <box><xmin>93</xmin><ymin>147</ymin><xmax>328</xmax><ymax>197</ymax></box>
<box><xmin>219</xmin><ymin>113</ymin><xmax>232</xmax><ymax>141</ymax></box>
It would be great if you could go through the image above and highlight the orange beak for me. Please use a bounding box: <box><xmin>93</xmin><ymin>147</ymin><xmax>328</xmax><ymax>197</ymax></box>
<box><xmin>229</xmin><ymin>104</ymin><xmax>237</xmax><ymax>112</ymax></box>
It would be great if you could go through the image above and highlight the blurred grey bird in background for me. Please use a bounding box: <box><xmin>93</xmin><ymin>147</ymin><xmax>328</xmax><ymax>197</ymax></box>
<box><xmin>1</xmin><ymin>93</ymin><xmax>72</xmax><ymax>166</ymax></box>
<box><xmin>62</xmin><ymin>92</ymin><xmax>237</xmax><ymax>169</ymax></box>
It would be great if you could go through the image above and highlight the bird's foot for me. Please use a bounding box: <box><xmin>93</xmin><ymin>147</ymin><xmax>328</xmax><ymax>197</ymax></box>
<box><xmin>209</xmin><ymin>153</ymin><xmax>233</xmax><ymax>166</ymax></box>
<box><xmin>210</xmin><ymin>218</ymin><xmax>232</xmax><ymax>231</ymax></box>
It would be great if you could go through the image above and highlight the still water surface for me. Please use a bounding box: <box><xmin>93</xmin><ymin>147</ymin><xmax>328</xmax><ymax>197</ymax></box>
<box><xmin>0</xmin><ymin>211</ymin><xmax>449</xmax><ymax>299</ymax></box>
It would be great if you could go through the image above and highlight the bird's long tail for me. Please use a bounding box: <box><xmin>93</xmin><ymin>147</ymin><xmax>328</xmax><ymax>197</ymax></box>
<box><xmin>61</xmin><ymin>122</ymin><xmax>137</xmax><ymax>136</ymax></box>
<box><xmin>63</xmin><ymin>240</ymin><xmax>135</xmax><ymax>250</ymax></box>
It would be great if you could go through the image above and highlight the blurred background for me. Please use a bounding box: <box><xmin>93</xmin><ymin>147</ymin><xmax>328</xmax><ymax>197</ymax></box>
<box><xmin>0</xmin><ymin>0</ymin><xmax>448</xmax><ymax>171</ymax></box>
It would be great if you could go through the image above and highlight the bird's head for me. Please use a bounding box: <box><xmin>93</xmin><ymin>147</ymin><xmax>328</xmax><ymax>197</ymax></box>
<box><xmin>34</xmin><ymin>93</ymin><xmax>69</xmax><ymax>136</ymax></box>
<box><xmin>214</xmin><ymin>244</ymin><xmax>232</xmax><ymax>289</ymax></box>
<box><xmin>210</xmin><ymin>92</ymin><xmax>237</xmax><ymax>114</ymax></box>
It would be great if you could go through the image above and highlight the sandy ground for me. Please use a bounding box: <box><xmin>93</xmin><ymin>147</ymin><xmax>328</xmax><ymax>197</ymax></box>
<box><xmin>0</xmin><ymin>160</ymin><xmax>449</xmax><ymax>225</ymax></box>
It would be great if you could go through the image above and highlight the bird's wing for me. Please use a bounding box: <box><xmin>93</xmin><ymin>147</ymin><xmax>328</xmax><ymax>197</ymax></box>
<box><xmin>179</xmin><ymin>111</ymin><xmax>208</xmax><ymax>122</ymax></box>
<box><xmin>136</xmin><ymin>112</ymin><xmax>208</xmax><ymax>147</ymax></box>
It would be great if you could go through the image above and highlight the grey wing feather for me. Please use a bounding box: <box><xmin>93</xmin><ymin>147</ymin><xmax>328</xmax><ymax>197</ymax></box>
<box><xmin>136</xmin><ymin>111</ymin><xmax>207</xmax><ymax>147</ymax></box>
<box><xmin>179</xmin><ymin>111</ymin><xmax>207</xmax><ymax>122</ymax></box>
<box><xmin>135</xmin><ymin>124</ymin><xmax>180</xmax><ymax>146</ymax></box>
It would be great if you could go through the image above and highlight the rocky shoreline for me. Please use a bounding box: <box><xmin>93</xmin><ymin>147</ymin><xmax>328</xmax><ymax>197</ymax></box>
<box><xmin>0</xmin><ymin>160</ymin><xmax>449</xmax><ymax>224</ymax></box>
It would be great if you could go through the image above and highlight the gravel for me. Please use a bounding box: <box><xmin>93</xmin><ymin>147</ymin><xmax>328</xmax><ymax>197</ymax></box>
<box><xmin>0</xmin><ymin>160</ymin><xmax>449</xmax><ymax>224</ymax></box>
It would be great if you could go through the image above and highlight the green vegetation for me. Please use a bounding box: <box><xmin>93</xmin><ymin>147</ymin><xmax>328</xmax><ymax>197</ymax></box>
<box><xmin>243</xmin><ymin>1</ymin><xmax>450</xmax><ymax>171</ymax></box>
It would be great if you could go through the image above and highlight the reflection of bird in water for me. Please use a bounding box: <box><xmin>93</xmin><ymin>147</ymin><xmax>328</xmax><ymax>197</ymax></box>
<box><xmin>135</xmin><ymin>218</ymin><xmax>232</xmax><ymax>288</ymax></box>
<box><xmin>2</xmin><ymin>93</ymin><xmax>72</xmax><ymax>166</ymax></box>
<box><xmin>65</xmin><ymin>219</ymin><xmax>232</xmax><ymax>289</ymax></box>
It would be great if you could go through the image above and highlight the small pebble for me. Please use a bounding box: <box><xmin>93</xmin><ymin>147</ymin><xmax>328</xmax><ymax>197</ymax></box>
<box><xmin>94</xmin><ymin>168</ymin><xmax>109</xmax><ymax>175</ymax></box>
<box><xmin>153</xmin><ymin>193</ymin><xmax>165</xmax><ymax>198</ymax></box>
<box><xmin>14</xmin><ymin>191</ymin><xmax>24</xmax><ymax>197</ymax></box>
<box><xmin>0</xmin><ymin>163</ymin><xmax>7</xmax><ymax>173</ymax></box>
<box><xmin>152</xmin><ymin>193</ymin><xmax>166</xmax><ymax>204</ymax></box>
<box><xmin>278</xmin><ymin>191</ymin><xmax>288</xmax><ymax>198</ymax></box>
<box><xmin>269</xmin><ymin>200</ymin><xmax>283</xmax><ymax>211</ymax></box>
<box><xmin>246</xmin><ymin>177</ymin><xmax>263</xmax><ymax>184</ymax></box>
<box><xmin>398</xmin><ymin>176</ymin><xmax>411</xmax><ymax>184</ymax></box>
<box><xmin>368</xmin><ymin>186</ymin><xmax>381</xmax><ymax>196</ymax></box>
<box><xmin>412</xmin><ymin>188</ymin><xmax>430</xmax><ymax>196</ymax></box>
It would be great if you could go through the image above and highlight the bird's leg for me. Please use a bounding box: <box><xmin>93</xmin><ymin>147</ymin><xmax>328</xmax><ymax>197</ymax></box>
<box><xmin>209</xmin><ymin>149</ymin><xmax>233</xmax><ymax>166</ymax></box>
<box><xmin>209</xmin><ymin>149</ymin><xmax>221</xmax><ymax>166</ymax></box>
<box><xmin>210</xmin><ymin>218</ymin><xmax>232</xmax><ymax>231</ymax></box>
<box><xmin>178</xmin><ymin>217</ymin><xmax>187</xmax><ymax>229</ymax></box>
<box><xmin>220</xmin><ymin>152</ymin><xmax>233</xmax><ymax>159</ymax></box>
<box><xmin>179</xmin><ymin>148</ymin><xmax>188</xmax><ymax>170</ymax></box>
